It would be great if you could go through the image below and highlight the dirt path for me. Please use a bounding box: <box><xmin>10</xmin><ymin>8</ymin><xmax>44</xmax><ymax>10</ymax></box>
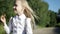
<box><xmin>33</xmin><ymin>27</ymin><xmax>60</xmax><ymax>34</ymax></box>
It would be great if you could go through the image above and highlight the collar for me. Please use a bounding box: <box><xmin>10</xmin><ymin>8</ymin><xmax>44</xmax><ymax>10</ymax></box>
<box><xmin>16</xmin><ymin>14</ymin><xmax>26</xmax><ymax>20</ymax></box>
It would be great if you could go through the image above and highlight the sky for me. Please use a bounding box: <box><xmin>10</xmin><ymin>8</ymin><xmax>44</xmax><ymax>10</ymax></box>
<box><xmin>44</xmin><ymin>0</ymin><xmax>60</xmax><ymax>12</ymax></box>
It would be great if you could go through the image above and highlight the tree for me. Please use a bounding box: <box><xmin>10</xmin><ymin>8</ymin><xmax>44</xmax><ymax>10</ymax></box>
<box><xmin>48</xmin><ymin>10</ymin><xmax>57</xmax><ymax>27</ymax></box>
<box><xmin>56</xmin><ymin>9</ymin><xmax>60</xmax><ymax>27</ymax></box>
<box><xmin>0</xmin><ymin>0</ymin><xmax>15</xmax><ymax>22</ymax></box>
<box><xmin>58</xmin><ymin>9</ymin><xmax>60</xmax><ymax>14</ymax></box>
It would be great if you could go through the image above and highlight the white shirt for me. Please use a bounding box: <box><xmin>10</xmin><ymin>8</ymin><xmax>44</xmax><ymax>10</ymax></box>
<box><xmin>4</xmin><ymin>14</ymin><xmax>33</xmax><ymax>34</ymax></box>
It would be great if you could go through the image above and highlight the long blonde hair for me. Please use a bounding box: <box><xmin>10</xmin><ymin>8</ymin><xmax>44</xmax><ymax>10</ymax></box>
<box><xmin>16</xmin><ymin>0</ymin><xmax>37</xmax><ymax>29</ymax></box>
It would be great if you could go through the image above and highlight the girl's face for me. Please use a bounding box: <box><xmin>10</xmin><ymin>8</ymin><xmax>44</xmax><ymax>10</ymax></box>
<box><xmin>13</xmin><ymin>1</ymin><xmax>24</xmax><ymax>15</ymax></box>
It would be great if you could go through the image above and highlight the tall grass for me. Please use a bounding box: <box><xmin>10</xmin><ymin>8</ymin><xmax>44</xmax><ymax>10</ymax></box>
<box><xmin>0</xmin><ymin>24</ymin><xmax>6</xmax><ymax>34</ymax></box>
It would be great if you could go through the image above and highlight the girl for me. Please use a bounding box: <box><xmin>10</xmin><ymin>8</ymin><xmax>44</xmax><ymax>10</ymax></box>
<box><xmin>0</xmin><ymin>0</ymin><xmax>36</xmax><ymax>34</ymax></box>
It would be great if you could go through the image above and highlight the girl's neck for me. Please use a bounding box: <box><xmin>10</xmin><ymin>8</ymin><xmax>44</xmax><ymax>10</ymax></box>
<box><xmin>17</xmin><ymin>9</ymin><xmax>24</xmax><ymax>16</ymax></box>
<box><xmin>17</xmin><ymin>12</ymin><xmax>24</xmax><ymax>16</ymax></box>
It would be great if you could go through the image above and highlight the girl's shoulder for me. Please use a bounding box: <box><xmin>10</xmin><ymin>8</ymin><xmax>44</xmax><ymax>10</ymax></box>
<box><xmin>26</xmin><ymin>17</ymin><xmax>31</xmax><ymax>21</ymax></box>
<box><xmin>10</xmin><ymin>17</ymin><xmax>13</xmax><ymax>20</ymax></box>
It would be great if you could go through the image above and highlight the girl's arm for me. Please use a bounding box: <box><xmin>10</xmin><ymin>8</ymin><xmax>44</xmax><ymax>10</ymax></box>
<box><xmin>26</xmin><ymin>18</ymin><xmax>33</xmax><ymax>34</ymax></box>
<box><xmin>4</xmin><ymin>17</ymin><xmax>13</xmax><ymax>34</ymax></box>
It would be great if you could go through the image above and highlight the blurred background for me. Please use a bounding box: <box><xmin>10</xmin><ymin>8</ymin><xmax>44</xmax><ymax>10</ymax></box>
<box><xmin>0</xmin><ymin>0</ymin><xmax>60</xmax><ymax>34</ymax></box>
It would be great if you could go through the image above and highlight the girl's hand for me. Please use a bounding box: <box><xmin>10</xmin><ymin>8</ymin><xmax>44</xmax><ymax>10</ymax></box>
<box><xmin>0</xmin><ymin>14</ymin><xmax>6</xmax><ymax>24</ymax></box>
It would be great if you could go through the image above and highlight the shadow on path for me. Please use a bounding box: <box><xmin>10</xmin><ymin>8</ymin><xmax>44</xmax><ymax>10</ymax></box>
<box><xmin>53</xmin><ymin>27</ymin><xmax>60</xmax><ymax>34</ymax></box>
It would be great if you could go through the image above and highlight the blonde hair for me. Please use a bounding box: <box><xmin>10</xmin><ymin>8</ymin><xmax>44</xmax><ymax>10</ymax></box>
<box><xmin>16</xmin><ymin>0</ymin><xmax>37</xmax><ymax>29</ymax></box>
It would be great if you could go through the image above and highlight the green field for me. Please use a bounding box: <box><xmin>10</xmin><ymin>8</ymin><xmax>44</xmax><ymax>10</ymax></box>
<box><xmin>0</xmin><ymin>24</ymin><xmax>6</xmax><ymax>34</ymax></box>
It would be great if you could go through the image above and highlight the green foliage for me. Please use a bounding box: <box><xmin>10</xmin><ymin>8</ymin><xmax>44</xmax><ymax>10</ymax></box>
<box><xmin>48</xmin><ymin>10</ymin><xmax>57</xmax><ymax>27</ymax></box>
<box><xmin>56</xmin><ymin>21</ymin><xmax>60</xmax><ymax>27</ymax></box>
<box><xmin>0</xmin><ymin>0</ymin><xmax>15</xmax><ymax>22</ymax></box>
<box><xmin>0</xmin><ymin>24</ymin><xmax>6</xmax><ymax>34</ymax></box>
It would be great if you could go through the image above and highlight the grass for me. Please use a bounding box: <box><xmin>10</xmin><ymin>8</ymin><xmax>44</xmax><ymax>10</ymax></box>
<box><xmin>0</xmin><ymin>24</ymin><xmax>6</xmax><ymax>34</ymax></box>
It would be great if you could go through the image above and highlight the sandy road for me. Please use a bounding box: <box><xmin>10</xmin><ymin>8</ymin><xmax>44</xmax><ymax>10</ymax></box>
<box><xmin>33</xmin><ymin>27</ymin><xmax>60</xmax><ymax>34</ymax></box>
